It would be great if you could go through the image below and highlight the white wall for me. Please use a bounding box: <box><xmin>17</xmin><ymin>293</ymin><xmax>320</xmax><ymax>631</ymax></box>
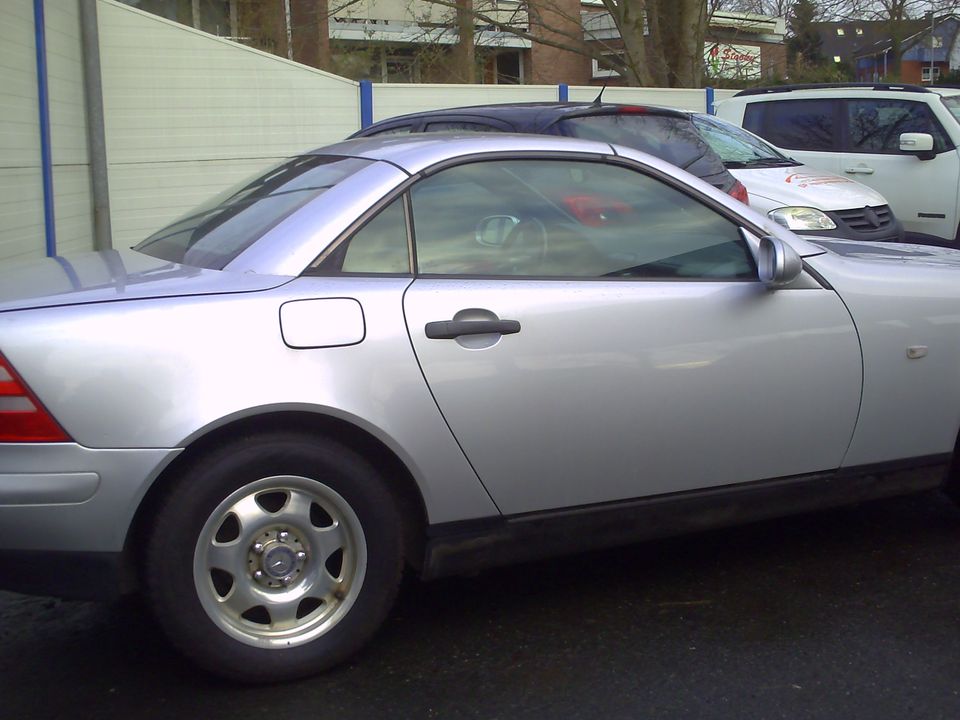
<box><xmin>46</xmin><ymin>1</ymin><xmax>93</xmax><ymax>257</ymax></box>
<box><xmin>2</xmin><ymin>0</ymin><xmax>726</xmax><ymax>263</ymax></box>
<box><xmin>372</xmin><ymin>84</ymin><xmax>562</xmax><ymax>121</ymax></box>
<box><xmin>568</xmin><ymin>85</ymin><xmax>711</xmax><ymax>112</ymax></box>
<box><xmin>0</xmin><ymin>0</ymin><xmax>45</xmax><ymax>265</ymax></box>
<box><xmin>0</xmin><ymin>0</ymin><xmax>91</xmax><ymax>264</ymax></box>
<box><xmin>370</xmin><ymin>83</ymin><xmax>719</xmax><ymax>123</ymax></box>
<box><xmin>97</xmin><ymin>0</ymin><xmax>360</xmax><ymax>248</ymax></box>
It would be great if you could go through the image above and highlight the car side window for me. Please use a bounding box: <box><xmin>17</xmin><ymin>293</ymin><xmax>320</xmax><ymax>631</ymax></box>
<box><xmin>424</xmin><ymin>121</ymin><xmax>501</xmax><ymax>132</ymax></box>
<box><xmin>847</xmin><ymin>99</ymin><xmax>950</xmax><ymax>154</ymax></box>
<box><xmin>314</xmin><ymin>197</ymin><xmax>410</xmax><ymax>274</ymax></box>
<box><xmin>409</xmin><ymin>159</ymin><xmax>755</xmax><ymax>280</ymax></box>
<box><xmin>744</xmin><ymin>99</ymin><xmax>837</xmax><ymax>151</ymax></box>
<box><xmin>366</xmin><ymin>125</ymin><xmax>413</xmax><ymax>137</ymax></box>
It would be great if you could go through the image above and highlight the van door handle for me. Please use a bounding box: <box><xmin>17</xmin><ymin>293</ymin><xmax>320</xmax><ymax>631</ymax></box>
<box><xmin>425</xmin><ymin>319</ymin><xmax>521</xmax><ymax>339</ymax></box>
<box><xmin>844</xmin><ymin>167</ymin><xmax>875</xmax><ymax>174</ymax></box>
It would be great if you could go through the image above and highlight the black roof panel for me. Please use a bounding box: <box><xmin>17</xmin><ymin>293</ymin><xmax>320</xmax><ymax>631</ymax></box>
<box><xmin>353</xmin><ymin>102</ymin><xmax>687</xmax><ymax>136</ymax></box>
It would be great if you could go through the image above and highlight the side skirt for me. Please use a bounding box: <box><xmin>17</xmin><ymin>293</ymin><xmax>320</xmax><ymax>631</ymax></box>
<box><xmin>421</xmin><ymin>456</ymin><xmax>949</xmax><ymax>580</ymax></box>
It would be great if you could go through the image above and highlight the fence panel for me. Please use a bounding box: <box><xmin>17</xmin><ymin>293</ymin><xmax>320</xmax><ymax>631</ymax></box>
<box><xmin>2</xmin><ymin>0</ymin><xmax>743</xmax><ymax>261</ymax></box>
<box><xmin>0</xmin><ymin>0</ymin><xmax>90</xmax><ymax>263</ymax></box>
<box><xmin>46</xmin><ymin>1</ymin><xmax>93</xmax><ymax>256</ymax></box>
<box><xmin>371</xmin><ymin>83</ymin><xmax>561</xmax><ymax>122</ymax></box>
<box><xmin>97</xmin><ymin>0</ymin><xmax>361</xmax><ymax>247</ymax></box>
<box><xmin>567</xmin><ymin>86</ymin><xmax>710</xmax><ymax>112</ymax></box>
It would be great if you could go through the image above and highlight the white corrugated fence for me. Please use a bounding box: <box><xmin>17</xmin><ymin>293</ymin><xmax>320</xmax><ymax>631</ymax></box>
<box><xmin>0</xmin><ymin>0</ymin><xmax>732</xmax><ymax>263</ymax></box>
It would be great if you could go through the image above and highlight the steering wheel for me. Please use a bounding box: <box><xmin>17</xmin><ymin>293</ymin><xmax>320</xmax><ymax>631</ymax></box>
<box><xmin>502</xmin><ymin>218</ymin><xmax>548</xmax><ymax>275</ymax></box>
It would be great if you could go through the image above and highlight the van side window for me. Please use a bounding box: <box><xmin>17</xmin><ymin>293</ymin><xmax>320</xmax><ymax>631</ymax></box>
<box><xmin>847</xmin><ymin>99</ymin><xmax>951</xmax><ymax>154</ymax></box>
<box><xmin>744</xmin><ymin>100</ymin><xmax>837</xmax><ymax>152</ymax></box>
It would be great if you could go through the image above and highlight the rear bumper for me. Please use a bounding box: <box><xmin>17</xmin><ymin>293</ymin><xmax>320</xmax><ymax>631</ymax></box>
<box><xmin>0</xmin><ymin>443</ymin><xmax>180</xmax><ymax>596</ymax></box>
<box><xmin>0</xmin><ymin>550</ymin><xmax>123</xmax><ymax>600</ymax></box>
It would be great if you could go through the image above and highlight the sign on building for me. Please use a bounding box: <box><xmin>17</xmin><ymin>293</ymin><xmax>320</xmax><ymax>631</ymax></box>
<box><xmin>705</xmin><ymin>43</ymin><xmax>761</xmax><ymax>80</ymax></box>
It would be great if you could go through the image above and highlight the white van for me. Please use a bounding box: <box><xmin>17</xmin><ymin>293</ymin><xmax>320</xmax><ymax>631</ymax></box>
<box><xmin>691</xmin><ymin>113</ymin><xmax>903</xmax><ymax>243</ymax></box>
<box><xmin>716</xmin><ymin>84</ymin><xmax>960</xmax><ymax>244</ymax></box>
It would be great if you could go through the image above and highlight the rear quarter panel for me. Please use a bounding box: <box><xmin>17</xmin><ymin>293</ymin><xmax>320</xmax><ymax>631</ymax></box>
<box><xmin>0</xmin><ymin>277</ymin><xmax>498</xmax><ymax>524</ymax></box>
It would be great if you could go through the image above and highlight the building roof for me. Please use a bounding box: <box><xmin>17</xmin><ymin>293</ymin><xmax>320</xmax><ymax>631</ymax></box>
<box><xmin>849</xmin><ymin>15</ymin><xmax>960</xmax><ymax>62</ymax></box>
<box><xmin>812</xmin><ymin>19</ymin><xmax>927</xmax><ymax>63</ymax></box>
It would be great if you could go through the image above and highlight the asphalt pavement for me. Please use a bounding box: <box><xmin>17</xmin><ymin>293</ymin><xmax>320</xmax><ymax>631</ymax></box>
<box><xmin>2</xmin><ymin>490</ymin><xmax>959</xmax><ymax>720</ymax></box>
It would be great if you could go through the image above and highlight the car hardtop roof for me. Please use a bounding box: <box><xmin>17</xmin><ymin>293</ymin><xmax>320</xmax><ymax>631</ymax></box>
<box><xmin>359</xmin><ymin>101</ymin><xmax>687</xmax><ymax>132</ymax></box>
<box><xmin>309</xmin><ymin>132</ymin><xmax>621</xmax><ymax>174</ymax></box>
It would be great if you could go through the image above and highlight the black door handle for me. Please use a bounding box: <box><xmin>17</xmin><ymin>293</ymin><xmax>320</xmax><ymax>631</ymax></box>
<box><xmin>425</xmin><ymin>319</ymin><xmax>521</xmax><ymax>339</ymax></box>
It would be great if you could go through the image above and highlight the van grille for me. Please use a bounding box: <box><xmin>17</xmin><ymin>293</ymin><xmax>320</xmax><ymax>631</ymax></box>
<box><xmin>833</xmin><ymin>205</ymin><xmax>893</xmax><ymax>231</ymax></box>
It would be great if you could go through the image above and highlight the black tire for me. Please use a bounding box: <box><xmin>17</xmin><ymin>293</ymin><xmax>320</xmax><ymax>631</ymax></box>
<box><xmin>143</xmin><ymin>432</ymin><xmax>404</xmax><ymax>682</ymax></box>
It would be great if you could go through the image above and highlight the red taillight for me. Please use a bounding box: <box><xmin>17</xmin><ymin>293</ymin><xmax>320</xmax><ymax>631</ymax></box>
<box><xmin>617</xmin><ymin>106</ymin><xmax>649</xmax><ymax>114</ymax></box>
<box><xmin>0</xmin><ymin>353</ymin><xmax>70</xmax><ymax>442</ymax></box>
<box><xmin>729</xmin><ymin>179</ymin><xmax>749</xmax><ymax>205</ymax></box>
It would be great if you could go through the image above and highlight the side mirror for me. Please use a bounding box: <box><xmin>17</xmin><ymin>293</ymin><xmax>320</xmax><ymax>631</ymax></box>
<box><xmin>757</xmin><ymin>235</ymin><xmax>803</xmax><ymax>287</ymax></box>
<box><xmin>900</xmin><ymin>132</ymin><xmax>936</xmax><ymax>160</ymax></box>
<box><xmin>476</xmin><ymin>215</ymin><xmax>519</xmax><ymax>247</ymax></box>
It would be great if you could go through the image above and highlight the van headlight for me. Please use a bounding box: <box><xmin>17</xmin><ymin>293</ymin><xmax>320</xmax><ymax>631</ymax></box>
<box><xmin>768</xmin><ymin>207</ymin><xmax>837</xmax><ymax>231</ymax></box>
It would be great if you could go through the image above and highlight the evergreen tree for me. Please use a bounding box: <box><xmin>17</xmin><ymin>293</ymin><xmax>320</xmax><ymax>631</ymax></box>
<box><xmin>786</xmin><ymin>0</ymin><xmax>823</xmax><ymax>67</ymax></box>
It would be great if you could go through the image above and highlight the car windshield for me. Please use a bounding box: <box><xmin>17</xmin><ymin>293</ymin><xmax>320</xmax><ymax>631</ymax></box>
<box><xmin>691</xmin><ymin>114</ymin><xmax>798</xmax><ymax>168</ymax></box>
<box><xmin>557</xmin><ymin>113</ymin><xmax>731</xmax><ymax>187</ymax></box>
<box><xmin>135</xmin><ymin>155</ymin><xmax>373</xmax><ymax>270</ymax></box>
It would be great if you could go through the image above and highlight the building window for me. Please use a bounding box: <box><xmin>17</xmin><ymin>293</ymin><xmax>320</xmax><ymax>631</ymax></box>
<box><xmin>836</xmin><ymin>28</ymin><xmax>845</xmax><ymax>36</ymax></box>
<box><xmin>495</xmin><ymin>52</ymin><xmax>523</xmax><ymax>84</ymax></box>
<box><xmin>592</xmin><ymin>53</ymin><xmax>623</xmax><ymax>79</ymax></box>
<box><xmin>833</xmin><ymin>55</ymin><xmax>841</xmax><ymax>63</ymax></box>
<box><xmin>384</xmin><ymin>52</ymin><xmax>418</xmax><ymax>82</ymax></box>
<box><xmin>922</xmin><ymin>66</ymin><xmax>941</xmax><ymax>83</ymax></box>
<box><xmin>856</xmin><ymin>28</ymin><xmax>863</xmax><ymax>35</ymax></box>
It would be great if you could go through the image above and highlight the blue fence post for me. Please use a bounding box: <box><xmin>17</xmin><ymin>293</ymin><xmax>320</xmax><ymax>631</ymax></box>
<box><xmin>360</xmin><ymin>79</ymin><xmax>373</xmax><ymax>129</ymax></box>
<box><xmin>558</xmin><ymin>83</ymin><xmax>569</xmax><ymax>102</ymax></box>
<box><xmin>33</xmin><ymin>0</ymin><xmax>56</xmax><ymax>257</ymax></box>
<box><xmin>706</xmin><ymin>86</ymin><xmax>716</xmax><ymax>115</ymax></box>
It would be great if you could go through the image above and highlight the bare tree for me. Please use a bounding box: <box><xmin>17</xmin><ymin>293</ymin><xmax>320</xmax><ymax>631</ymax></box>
<box><xmin>410</xmin><ymin>0</ymin><xmax>714</xmax><ymax>86</ymax></box>
<box><xmin>454</xmin><ymin>0</ymin><xmax>476</xmax><ymax>81</ymax></box>
<box><xmin>718</xmin><ymin>0</ymin><xmax>792</xmax><ymax>16</ymax></box>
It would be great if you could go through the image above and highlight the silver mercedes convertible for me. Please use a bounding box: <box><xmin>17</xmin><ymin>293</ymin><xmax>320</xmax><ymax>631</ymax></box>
<box><xmin>2</xmin><ymin>134</ymin><xmax>959</xmax><ymax>681</ymax></box>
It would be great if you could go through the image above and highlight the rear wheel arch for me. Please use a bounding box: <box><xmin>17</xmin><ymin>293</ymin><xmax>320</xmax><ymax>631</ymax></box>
<box><xmin>125</xmin><ymin>411</ymin><xmax>428</xmax><ymax>587</ymax></box>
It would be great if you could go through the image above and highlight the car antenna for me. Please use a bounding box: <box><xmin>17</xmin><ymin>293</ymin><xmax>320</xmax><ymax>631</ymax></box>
<box><xmin>592</xmin><ymin>85</ymin><xmax>607</xmax><ymax>106</ymax></box>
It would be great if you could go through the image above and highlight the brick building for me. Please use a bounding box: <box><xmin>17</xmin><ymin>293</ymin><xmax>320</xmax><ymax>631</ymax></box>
<box><xmin>119</xmin><ymin>0</ymin><xmax>785</xmax><ymax>86</ymax></box>
<box><xmin>852</xmin><ymin>15</ymin><xmax>960</xmax><ymax>84</ymax></box>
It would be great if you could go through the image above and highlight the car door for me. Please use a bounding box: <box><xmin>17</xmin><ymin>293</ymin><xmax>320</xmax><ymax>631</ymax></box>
<box><xmin>399</xmin><ymin>156</ymin><xmax>863</xmax><ymax>516</ymax></box>
<box><xmin>841</xmin><ymin>98</ymin><xmax>960</xmax><ymax>241</ymax></box>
